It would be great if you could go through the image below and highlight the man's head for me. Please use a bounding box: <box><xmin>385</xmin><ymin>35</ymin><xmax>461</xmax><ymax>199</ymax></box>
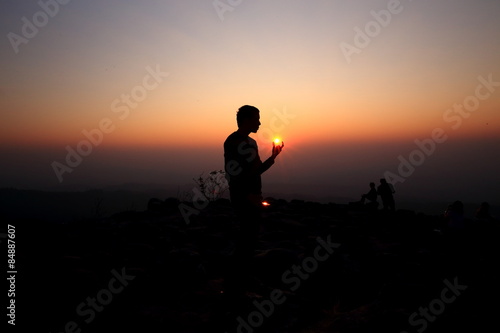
<box><xmin>237</xmin><ymin>105</ymin><xmax>261</xmax><ymax>133</ymax></box>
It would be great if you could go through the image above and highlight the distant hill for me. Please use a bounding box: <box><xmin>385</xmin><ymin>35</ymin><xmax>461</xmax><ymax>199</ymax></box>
<box><xmin>0</xmin><ymin>188</ymin><xmax>155</xmax><ymax>222</ymax></box>
<box><xmin>1</xmin><ymin>186</ymin><xmax>498</xmax><ymax>223</ymax></box>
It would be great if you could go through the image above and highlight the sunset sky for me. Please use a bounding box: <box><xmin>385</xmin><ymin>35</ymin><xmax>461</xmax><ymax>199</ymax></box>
<box><xmin>1</xmin><ymin>0</ymin><xmax>499</xmax><ymax>208</ymax></box>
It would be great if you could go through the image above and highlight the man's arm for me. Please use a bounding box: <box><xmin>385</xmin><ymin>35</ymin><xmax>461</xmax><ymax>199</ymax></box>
<box><xmin>257</xmin><ymin>141</ymin><xmax>284</xmax><ymax>175</ymax></box>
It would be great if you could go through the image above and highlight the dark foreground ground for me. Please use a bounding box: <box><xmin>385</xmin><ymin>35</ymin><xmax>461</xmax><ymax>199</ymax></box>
<box><xmin>7</xmin><ymin>197</ymin><xmax>500</xmax><ymax>332</ymax></box>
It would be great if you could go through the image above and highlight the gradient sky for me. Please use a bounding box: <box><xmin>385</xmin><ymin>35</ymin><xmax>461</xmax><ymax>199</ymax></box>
<box><xmin>1</xmin><ymin>0</ymin><xmax>499</xmax><ymax>207</ymax></box>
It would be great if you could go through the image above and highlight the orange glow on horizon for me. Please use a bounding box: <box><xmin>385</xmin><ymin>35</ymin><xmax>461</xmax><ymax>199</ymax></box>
<box><xmin>2</xmin><ymin>101</ymin><xmax>499</xmax><ymax>150</ymax></box>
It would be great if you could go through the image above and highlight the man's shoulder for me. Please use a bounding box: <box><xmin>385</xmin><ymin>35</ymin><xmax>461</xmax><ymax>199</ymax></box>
<box><xmin>225</xmin><ymin>131</ymin><xmax>239</xmax><ymax>140</ymax></box>
<box><xmin>247</xmin><ymin>136</ymin><xmax>257</xmax><ymax>145</ymax></box>
<box><xmin>224</xmin><ymin>131</ymin><xmax>247</xmax><ymax>147</ymax></box>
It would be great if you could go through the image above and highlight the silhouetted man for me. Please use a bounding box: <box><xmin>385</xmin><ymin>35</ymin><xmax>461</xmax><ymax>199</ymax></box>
<box><xmin>361</xmin><ymin>182</ymin><xmax>379</xmax><ymax>210</ymax></box>
<box><xmin>377</xmin><ymin>178</ymin><xmax>395</xmax><ymax>211</ymax></box>
<box><xmin>223</xmin><ymin>105</ymin><xmax>283</xmax><ymax>296</ymax></box>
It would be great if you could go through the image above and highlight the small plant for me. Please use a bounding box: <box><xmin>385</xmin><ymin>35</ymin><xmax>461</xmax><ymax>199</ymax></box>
<box><xmin>193</xmin><ymin>170</ymin><xmax>229</xmax><ymax>202</ymax></box>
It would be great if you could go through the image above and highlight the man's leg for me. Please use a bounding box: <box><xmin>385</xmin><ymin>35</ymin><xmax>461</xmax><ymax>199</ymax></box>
<box><xmin>224</xmin><ymin>202</ymin><xmax>261</xmax><ymax>297</ymax></box>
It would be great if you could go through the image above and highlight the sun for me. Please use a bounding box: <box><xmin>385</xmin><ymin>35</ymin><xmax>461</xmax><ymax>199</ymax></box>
<box><xmin>274</xmin><ymin>138</ymin><xmax>281</xmax><ymax>145</ymax></box>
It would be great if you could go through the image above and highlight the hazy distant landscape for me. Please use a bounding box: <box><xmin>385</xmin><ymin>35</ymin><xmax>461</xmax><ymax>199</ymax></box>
<box><xmin>2</xmin><ymin>136</ymin><xmax>499</xmax><ymax>222</ymax></box>
<box><xmin>2</xmin><ymin>184</ymin><xmax>498</xmax><ymax>224</ymax></box>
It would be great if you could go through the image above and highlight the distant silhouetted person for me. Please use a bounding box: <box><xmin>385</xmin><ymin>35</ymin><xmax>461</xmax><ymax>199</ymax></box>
<box><xmin>223</xmin><ymin>105</ymin><xmax>284</xmax><ymax>297</ymax></box>
<box><xmin>475</xmin><ymin>202</ymin><xmax>494</xmax><ymax>222</ymax></box>
<box><xmin>377</xmin><ymin>178</ymin><xmax>395</xmax><ymax>211</ymax></box>
<box><xmin>361</xmin><ymin>182</ymin><xmax>379</xmax><ymax>210</ymax></box>
<box><xmin>444</xmin><ymin>200</ymin><xmax>465</xmax><ymax>229</ymax></box>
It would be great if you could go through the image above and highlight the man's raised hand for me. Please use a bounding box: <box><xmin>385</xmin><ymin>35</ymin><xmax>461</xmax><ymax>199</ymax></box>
<box><xmin>272</xmin><ymin>141</ymin><xmax>284</xmax><ymax>158</ymax></box>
